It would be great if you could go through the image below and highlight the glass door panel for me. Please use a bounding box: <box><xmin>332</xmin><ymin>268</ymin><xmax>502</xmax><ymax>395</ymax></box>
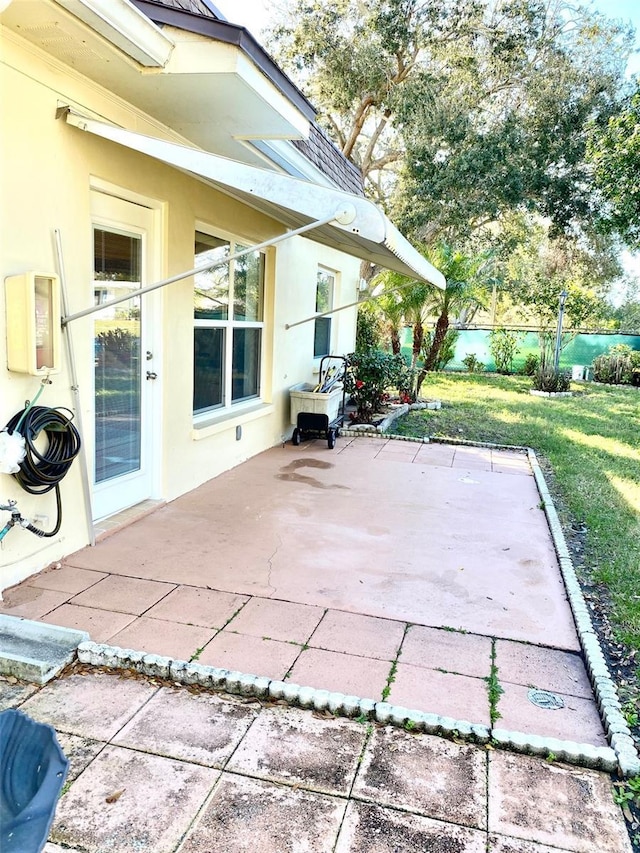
<box><xmin>93</xmin><ymin>228</ymin><xmax>143</xmax><ymax>484</ymax></box>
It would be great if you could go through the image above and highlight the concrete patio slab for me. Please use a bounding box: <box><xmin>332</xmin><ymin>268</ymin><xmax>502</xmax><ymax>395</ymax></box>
<box><xmin>389</xmin><ymin>663</ymin><xmax>492</xmax><ymax>726</ymax></box>
<box><xmin>287</xmin><ymin>647</ymin><xmax>392</xmax><ymax>699</ymax></box>
<box><xmin>69</xmin><ymin>575</ymin><xmax>176</xmax><ymax>615</ymax></box>
<box><xmin>225</xmin><ymin>597</ymin><xmax>325</xmax><ymax>643</ymax></box>
<box><xmin>178</xmin><ymin>773</ymin><xmax>347</xmax><ymax>853</ymax></box>
<box><xmin>41</xmin><ymin>603</ymin><xmax>136</xmax><ymax>643</ymax></box>
<box><xmin>20</xmin><ymin>671</ymin><xmax>158</xmax><ymax>739</ymax></box>
<box><xmin>227</xmin><ymin>706</ymin><xmax>367</xmax><ymax>795</ymax></box>
<box><xmin>0</xmin><ymin>585</ymin><xmax>71</xmax><ymax>619</ymax></box>
<box><xmin>1</xmin><ymin>438</ymin><xmax>617</xmax><ymax>760</ymax></box>
<box><xmin>398</xmin><ymin>625</ymin><xmax>493</xmax><ymax>678</ymax></box>
<box><xmin>495</xmin><ymin>640</ymin><xmax>594</xmax><ymax>698</ymax></box>
<box><xmin>335</xmin><ymin>801</ymin><xmax>488</xmax><ymax>853</ymax></box>
<box><xmin>55</xmin><ymin>442</ymin><xmax>579</xmax><ymax>648</ymax></box>
<box><xmin>496</xmin><ymin>682</ymin><xmax>608</xmax><ymax>746</ymax></box>
<box><xmin>55</xmin><ymin>732</ymin><xmax>106</xmax><ymax>781</ymax></box>
<box><xmin>308</xmin><ymin>610</ymin><xmax>405</xmax><ymax>660</ymax></box>
<box><xmin>0</xmin><ymin>673</ymin><xmax>38</xmax><ymax>709</ymax></box>
<box><xmin>51</xmin><ymin>745</ymin><xmax>218</xmax><ymax>853</ymax></box>
<box><xmin>107</xmin><ymin>615</ymin><xmax>216</xmax><ymax>659</ymax></box>
<box><xmin>353</xmin><ymin>726</ymin><xmax>487</xmax><ymax>829</ymax></box>
<box><xmin>27</xmin><ymin>565</ymin><xmax>108</xmax><ymax>594</ymax></box>
<box><xmin>195</xmin><ymin>631</ymin><xmax>301</xmax><ymax>679</ymax></box>
<box><xmin>144</xmin><ymin>585</ymin><xmax>249</xmax><ymax>628</ymax></box>
<box><xmin>488</xmin><ymin>749</ymin><xmax>633</xmax><ymax>852</ymax></box>
<box><xmin>112</xmin><ymin>687</ymin><xmax>258</xmax><ymax>767</ymax></box>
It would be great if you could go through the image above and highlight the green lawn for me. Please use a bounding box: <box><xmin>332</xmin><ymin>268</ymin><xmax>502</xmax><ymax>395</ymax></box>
<box><xmin>389</xmin><ymin>373</ymin><xmax>640</xmax><ymax>656</ymax></box>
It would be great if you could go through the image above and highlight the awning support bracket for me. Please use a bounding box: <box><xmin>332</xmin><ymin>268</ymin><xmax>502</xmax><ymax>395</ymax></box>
<box><xmin>61</xmin><ymin>209</ymin><xmax>355</xmax><ymax>326</ymax></box>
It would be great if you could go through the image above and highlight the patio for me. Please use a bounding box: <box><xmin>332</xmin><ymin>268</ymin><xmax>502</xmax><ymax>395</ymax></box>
<box><xmin>1</xmin><ymin>436</ymin><xmax>606</xmax><ymax>746</ymax></box>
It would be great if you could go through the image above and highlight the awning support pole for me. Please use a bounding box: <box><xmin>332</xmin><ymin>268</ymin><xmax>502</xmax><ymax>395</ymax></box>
<box><xmin>62</xmin><ymin>210</ymin><xmax>350</xmax><ymax>326</ymax></box>
<box><xmin>285</xmin><ymin>273</ymin><xmax>432</xmax><ymax>330</ymax></box>
<box><xmin>54</xmin><ymin>229</ymin><xmax>96</xmax><ymax>546</ymax></box>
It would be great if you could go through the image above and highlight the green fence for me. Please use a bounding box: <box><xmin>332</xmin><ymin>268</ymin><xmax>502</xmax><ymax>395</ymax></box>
<box><xmin>400</xmin><ymin>329</ymin><xmax>640</xmax><ymax>372</ymax></box>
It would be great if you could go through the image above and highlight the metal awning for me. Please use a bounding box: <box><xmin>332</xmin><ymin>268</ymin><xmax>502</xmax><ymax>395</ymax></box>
<box><xmin>63</xmin><ymin>110</ymin><xmax>445</xmax><ymax>288</ymax></box>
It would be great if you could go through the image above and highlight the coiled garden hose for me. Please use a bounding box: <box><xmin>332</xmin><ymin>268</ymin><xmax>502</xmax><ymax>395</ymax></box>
<box><xmin>3</xmin><ymin>405</ymin><xmax>81</xmax><ymax>537</ymax></box>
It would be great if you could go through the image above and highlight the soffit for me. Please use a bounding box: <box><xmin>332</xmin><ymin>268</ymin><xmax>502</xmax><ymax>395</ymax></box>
<box><xmin>1</xmin><ymin>0</ymin><xmax>309</xmax><ymax>165</ymax></box>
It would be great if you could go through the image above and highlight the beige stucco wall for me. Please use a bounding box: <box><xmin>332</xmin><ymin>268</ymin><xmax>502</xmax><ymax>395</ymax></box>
<box><xmin>0</xmin><ymin>29</ymin><xmax>359</xmax><ymax>592</ymax></box>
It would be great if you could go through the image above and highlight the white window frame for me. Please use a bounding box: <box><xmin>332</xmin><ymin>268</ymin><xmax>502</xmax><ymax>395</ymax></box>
<box><xmin>314</xmin><ymin>266</ymin><xmax>336</xmax><ymax>359</ymax></box>
<box><xmin>193</xmin><ymin>225</ymin><xmax>266</xmax><ymax>421</ymax></box>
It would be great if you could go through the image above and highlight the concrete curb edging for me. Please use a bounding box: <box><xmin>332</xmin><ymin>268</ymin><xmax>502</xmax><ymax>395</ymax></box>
<box><xmin>527</xmin><ymin>447</ymin><xmax>640</xmax><ymax>777</ymax></box>
<box><xmin>76</xmin><ymin>639</ymin><xmax>491</xmax><ymax>744</ymax></box>
<box><xmin>76</xmin><ymin>640</ymin><xmax>617</xmax><ymax>772</ymax></box>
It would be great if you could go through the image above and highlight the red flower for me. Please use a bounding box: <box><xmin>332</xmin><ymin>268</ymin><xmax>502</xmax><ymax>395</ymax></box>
<box><xmin>355</xmin><ymin>379</ymin><xmax>365</xmax><ymax>389</ymax></box>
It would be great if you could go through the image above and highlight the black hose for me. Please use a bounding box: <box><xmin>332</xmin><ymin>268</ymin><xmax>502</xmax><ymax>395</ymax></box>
<box><xmin>4</xmin><ymin>406</ymin><xmax>81</xmax><ymax>537</ymax></box>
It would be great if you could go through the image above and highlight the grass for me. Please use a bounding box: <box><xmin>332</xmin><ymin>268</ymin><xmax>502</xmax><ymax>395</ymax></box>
<box><xmin>389</xmin><ymin>373</ymin><xmax>640</xmax><ymax>654</ymax></box>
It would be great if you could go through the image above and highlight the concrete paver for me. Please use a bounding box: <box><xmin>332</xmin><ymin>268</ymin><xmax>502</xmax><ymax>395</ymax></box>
<box><xmin>497</xmin><ymin>682</ymin><xmax>608</xmax><ymax>746</ymax></box>
<box><xmin>353</xmin><ymin>726</ymin><xmax>487</xmax><ymax>829</ymax></box>
<box><xmin>0</xmin><ymin>677</ymin><xmax>38</xmax><ymax>710</ymax></box>
<box><xmin>308</xmin><ymin>609</ymin><xmax>405</xmax><ymax>660</ymax></box>
<box><xmin>398</xmin><ymin>624</ymin><xmax>493</xmax><ymax>678</ymax></box>
<box><xmin>54</xmin><ymin>732</ymin><xmax>106</xmax><ymax>781</ymax></box>
<box><xmin>27</xmin><ymin>565</ymin><xmax>108</xmax><ymax>594</ymax></box>
<box><xmin>225</xmin><ymin>597</ymin><xmax>325</xmax><ymax>643</ymax></box>
<box><xmin>112</xmin><ymin>687</ymin><xmax>258</xmax><ymax>767</ymax></box>
<box><xmin>145</xmin><ymin>585</ymin><xmax>249</xmax><ymax>628</ymax></box>
<box><xmin>495</xmin><ymin>640</ymin><xmax>594</xmax><ymax>698</ymax></box>
<box><xmin>195</xmin><ymin>631</ymin><xmax>301</xmax><ymax>678</ymax></box>
<box><xmin>335</xmin><ymin>801</ymin><xmax>488</xmax><ymax>852</ymax></box>
<box><xmin>43</xmin><ymin>603</ymin><xmax>136</xmax><ymax>643</ymax></box>
<box><xmin>19</xmin><ymin>671</ymin><xmax>158</xmax><ymax>739</ymax></box>
<box><xmin>107</xmin><ymin>615</ymin><xmax>216</xmax><ymax>660</ymax></box>
<box><xmin>53</xmin><ymin>745</ymin><xmax>218</xmax><ymax>853</ymax></box>
<box><xmin>287</xmin><ymin>646</ymin><xmax>392</xmax><ymax>699</ymax></box>
<box><xmin>69</xmin><ymin>575</ymin><xmax>176</xmax><ymax>615</ymax></box>
<box><xmin>389</xmin><ymin>663</ymin><xmax>493</xmax><ymax>726</ymax></box>
<box><xmin>488</xmin><ymin>749</ymin><xmax>632</xmax><ymax>852</ymax></box>
<box><xmin>0</xmin><ymin>585</ymin><xmax>70</xmax><ymax>619</ymax></box>
<box><xmin>227</xmin><ymin>706</ymin><xmax>367</xmax><ymax>795</ymax></box>
<box><xmin>179</xmin><ymin>774</ymin><xmax>346</xmax><ymax>853</ymax></box>
<box><xmin>2</xmin><ymin>672</ymin><xmax>631</xmax><ymax>853</ymax></box>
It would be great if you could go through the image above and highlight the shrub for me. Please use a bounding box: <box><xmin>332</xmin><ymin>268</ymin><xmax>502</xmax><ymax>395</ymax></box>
<box><xmin>533</xmin><ymin>365</ymin><xmax>571</xmax><ymax>392</ymax></box>
<box><xmin>355</xmin><ymin>304</ymin><xmax>382</xmax><ymax>353</ymax></box>
<box><xmin>489</xmin><ymin>328</ymin><xmax>521</xmax><ymax>374</ymax></box>
<box><xmin>593</xmin><ymin>344</ymin><xmax>639</xmax><ymax>385</ymax></box>
<box><xmin>345</xmin><ymin>350</ymin><xmax>412</xmax><ymax>421</ymax></box>
<box><xmin>462</xmin><ymin>353</ymin><xmax>485</xmax><ymax>373</ymax></box>
<box><xmin>520</xmin><ymin>353</ymin><xmax>539</xmax><ymax>376</ymax></box>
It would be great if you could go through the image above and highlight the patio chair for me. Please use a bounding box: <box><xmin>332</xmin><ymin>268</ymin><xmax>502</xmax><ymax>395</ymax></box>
<box><xmin>0</xmin><ymin>708</ymin><xmax>69</xmax><ymax>852</ymax></box>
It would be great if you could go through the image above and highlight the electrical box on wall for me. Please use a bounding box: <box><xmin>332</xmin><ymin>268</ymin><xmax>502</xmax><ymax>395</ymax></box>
<box><xmin>5</xmin><ymin>272</ymin><xmax>61</xmax><ymax>375</ymax></box>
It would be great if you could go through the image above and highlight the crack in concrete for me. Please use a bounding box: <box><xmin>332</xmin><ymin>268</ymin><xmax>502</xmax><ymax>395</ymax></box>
<box><xmin>265</xmin><ymin>535</ymin><xmax>281</xmax><ymax>595</ymax></box>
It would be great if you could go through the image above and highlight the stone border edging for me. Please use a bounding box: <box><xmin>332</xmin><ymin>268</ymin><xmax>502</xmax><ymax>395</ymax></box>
<box><xmin>527</xmin><ymin>448</ymin><xmax>640</xmax><ymax>777</ymax></box>
<box><xmin>76</xmin><ymin>640</ymin><xmax>619</xmax><ymax>771</ymax></box>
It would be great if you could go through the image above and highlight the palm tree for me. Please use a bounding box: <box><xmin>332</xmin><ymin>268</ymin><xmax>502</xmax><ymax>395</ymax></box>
<box><xmin>415</xmin><ymin>243</ymin><xmax>489</xmax><ymax>394</ymax></box>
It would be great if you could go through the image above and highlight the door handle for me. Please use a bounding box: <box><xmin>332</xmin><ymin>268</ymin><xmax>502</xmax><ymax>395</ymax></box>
<box><xmin>146</xmin><ymin>371</ymin><xmax>158</xmax><ymax>380</ymax></box>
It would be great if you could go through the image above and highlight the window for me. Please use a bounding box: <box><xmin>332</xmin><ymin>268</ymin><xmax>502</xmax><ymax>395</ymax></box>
<box><xmin>193</xmin><ymin>230</ymin><xmax>264</xmax><ymax>415</ymax></box>
<box><xmin>314</xmin><ymin>268</ymin><xmax>335</xmax><ymax>358</ymax></box>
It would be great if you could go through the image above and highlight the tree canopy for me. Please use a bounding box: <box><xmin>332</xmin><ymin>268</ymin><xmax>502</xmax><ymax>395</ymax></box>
<box><xmin>269</xmin><ymin>0</ymin><xmax>635</xmax><ymax>247</ymax></box>
<box><xmin>588</xmin><ymin>84</ymin><xmax>640</xmax><ymax>250</ymax></box>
